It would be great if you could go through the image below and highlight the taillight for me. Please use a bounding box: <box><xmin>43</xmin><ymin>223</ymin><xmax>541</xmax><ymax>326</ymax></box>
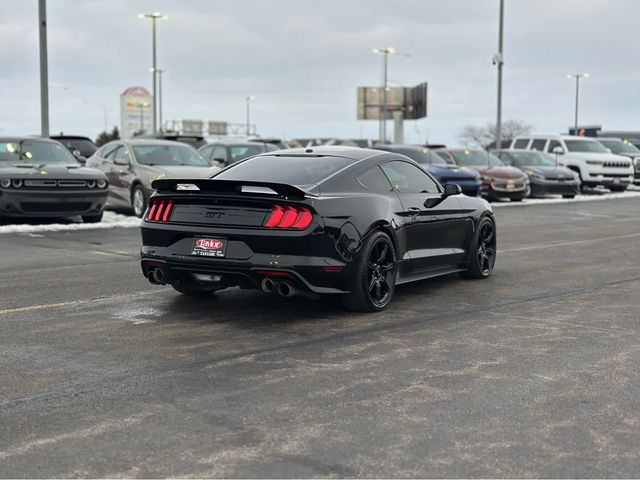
<box><xmin>147</xmin><ymin>199</ymin><xmax>175</xmax><ymax>223</ymax></box>
<box><xmin>263</xmin><ymin>205</ymin><xmax>313</xmax><ymax>229</ymax></box>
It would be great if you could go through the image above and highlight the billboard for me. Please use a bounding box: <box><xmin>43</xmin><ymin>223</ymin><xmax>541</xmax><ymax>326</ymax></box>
<box><xmin>120</xmin><ymin>86</ymin><xmax>153</xmax><ymax>139</ymax></box>
<box><xmin>357</xmin><ymin>82</ymin><xmax>427</xmax><ymax>120</ymax></box>
<box><xmin>182</xmin><ymin>119</ymin><xmax>204</xmax><ymax>135</ymax></box>
<box><xmin>208</xmin><ymin>121</ymin><xmax>228</xmax><ymax>136</ymax></box>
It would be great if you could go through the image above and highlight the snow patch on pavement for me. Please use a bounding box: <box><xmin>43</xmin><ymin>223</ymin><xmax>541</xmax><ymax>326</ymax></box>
<box><xmin>0</xmin><ymin>211</ymin><xmax>140</xmax><ymax>234</ymax></box>
<box><xmin>492</xmin><ymin>190</ymin><xmax>640</xmax><ymax>207</ymax></box>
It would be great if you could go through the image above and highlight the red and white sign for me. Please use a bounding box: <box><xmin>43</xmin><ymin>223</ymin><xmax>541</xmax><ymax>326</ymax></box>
<box><xmin>195</xmin><ymin>239</ymin><xmax>224</xmax><ymax>250</ymax></box>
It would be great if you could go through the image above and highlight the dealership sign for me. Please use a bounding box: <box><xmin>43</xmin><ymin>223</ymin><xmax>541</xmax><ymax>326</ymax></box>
<box><xmin>120</xmin><ymin>86</ymin><xmax>153</xmax><ymax>139</ymax></box>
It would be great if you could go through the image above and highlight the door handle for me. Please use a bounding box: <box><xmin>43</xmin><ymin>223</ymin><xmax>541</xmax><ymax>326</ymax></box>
<box><xmin>408</xmin><ymin>207</ymin><xmax>421</xmax><ymax>212</ymax></box>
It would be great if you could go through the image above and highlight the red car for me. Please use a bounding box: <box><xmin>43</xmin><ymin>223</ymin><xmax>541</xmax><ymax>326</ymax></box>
<box><xmin>436</xmin><ymin>148</ymin><xmax>530</xmax><ymax>201</ymax></box>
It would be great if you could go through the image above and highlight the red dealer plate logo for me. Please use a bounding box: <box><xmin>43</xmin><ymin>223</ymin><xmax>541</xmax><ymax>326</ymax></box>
<box><xmin>192</xmin><ymin>238</ymin><xmax>226</xmax><ymax>257</ymax></box>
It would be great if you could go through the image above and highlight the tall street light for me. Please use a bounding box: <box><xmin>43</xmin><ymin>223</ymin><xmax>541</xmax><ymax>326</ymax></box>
<box><xmin>373</xmin><ymin>47</ymin><xmax>410</xmax><ymax>143</ymax></box>
<box><xmin>138</xmin><ymin>12</ymin><xmax>168</xmax><ymax>134</ymax></box>
<box><xmin>151</xmin><ymin>68</ymin><xmax>167</xmax><ymax>132</ymax></box>
<box><xmin>494</xmin><ymin>0</ymin><xmax>505</xmax><ymax>149</ymax></box>
<box><xmin>38</xmin><ymin>0</ymin><xmax>50</xmax><ymax>137</ymax></box>
<box><xmin>567</xmin><ymin>73</ymin><xmax>589</xmax><ymax>134</ymax></box>
<box><xmin>246</xmin><ymin>96</ymin><xmax>255</xmax><ymax>136</ymax></box>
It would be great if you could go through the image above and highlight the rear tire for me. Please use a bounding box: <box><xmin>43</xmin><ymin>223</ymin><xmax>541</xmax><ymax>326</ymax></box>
<box><xmin>562</xmin><ymin>194</ymin><xmax>576</xmax><ymax>199</ymax></box>
<box><xmin>82</xmin><ymin>212</ymin><xmax>103</xmax><ymax>223</ymax></box>
<box><xmin>341</xmin><ymin>231</ymin><xmax>397</xmax><ymax>312</ymax></box>
<box><xmin>460</xmin><ymin>217</ymin><xmax>496</xmax><ymax>280</ymax></box>
<box><xmin>131</xmin><ymin>185</ymin><xmax>148</xmax><ymax>218</ymax></box>
<box><xmin>171</xmin><ymin>282</ymin><xmax>217</xmax><ymax>297</ymax></box>
<box><xmin>609</xmin><ymin>185</ymin><xmax>627</xmax><ymax>192</ymax></box>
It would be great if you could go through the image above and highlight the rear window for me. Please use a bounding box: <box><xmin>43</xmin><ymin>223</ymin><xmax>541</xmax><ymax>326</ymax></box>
<box><xmin>513</xmin><ymin>138</ymin><xmax>529</xmax><ymax>149</ymax></box>
<box><xmin>214</xmin><ymin>155</ymin><xmax>354</xmax><ymax>185</ymax></box>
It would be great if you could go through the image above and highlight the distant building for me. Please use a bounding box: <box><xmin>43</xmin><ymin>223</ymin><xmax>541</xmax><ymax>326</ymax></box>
<box><xmin>120</xmin><ymin>86</ymin><xmax>153</xmax><ymax>139</ymax></box>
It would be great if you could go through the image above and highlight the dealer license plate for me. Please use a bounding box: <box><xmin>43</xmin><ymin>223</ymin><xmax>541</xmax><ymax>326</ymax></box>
<box><xmin>191</xmin><ymin>238</ymin><xmax>227</xmax><ymax>257</ymax></box>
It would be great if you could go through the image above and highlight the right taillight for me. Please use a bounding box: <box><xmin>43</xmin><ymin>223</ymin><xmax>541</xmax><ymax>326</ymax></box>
<box><xmin>147</xmin><ymin>199</ymin><xmax>175</xmax><ymax>223</ymax></box>
<box><xmin>263</xmin><ymin>205</ymin><xmax>313</xmax><ymax>229</ymax></box>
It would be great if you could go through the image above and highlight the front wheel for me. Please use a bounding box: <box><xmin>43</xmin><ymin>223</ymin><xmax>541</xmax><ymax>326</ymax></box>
<box><xmin>461</xmin><ymin>217</ymin><xmax>496</xmax><ymax>279</ymax></box>
<box><xmin>609</xmin><ymin>185</ymin><xmax>627</xmax><ymax>192</ymax></box>
<box><xmin>131</xmin><ymin>185</ymin><xmax>148</xmax><ymax>218</ymax></box>
<box><xmin>341</xmin><ymin>231</ymin><xmax>397</xmax><ymax>312</ymax></box>
<box><xmin>563</xmin><ymin>194</ymin><xmax>576</xmax><ymax>199</ymax></box>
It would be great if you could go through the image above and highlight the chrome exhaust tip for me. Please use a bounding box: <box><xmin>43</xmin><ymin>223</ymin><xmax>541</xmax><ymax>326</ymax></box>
<box><xmin>261</xmin><ymin>277</ymin><xmax>276</xmax><ymax>294</ymax></box>
<box><xmin>148</xmin><ymin>267</ymin><xmax>165</xmax><ymax>285</ymax></box>
<box><xmin>277</xmin><ymin>281</ymin><xmax>295</xmax><ymax>298</ymax></box>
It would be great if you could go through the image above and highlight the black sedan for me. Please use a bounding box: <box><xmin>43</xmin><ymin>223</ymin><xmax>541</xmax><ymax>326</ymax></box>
<box><xmin>140</xmin><ymin>147</ymin><xmax>496</xmax><ymax>311</ymax></box>
<box><xmin>0</xmin><ymin>137</ymin><xmax>109</xmax><ymax>222</ymax></box>
<box><xmin>493</xmin><ymin>149</ymin><xmax>580</xmax><ymax>198</ymax></box>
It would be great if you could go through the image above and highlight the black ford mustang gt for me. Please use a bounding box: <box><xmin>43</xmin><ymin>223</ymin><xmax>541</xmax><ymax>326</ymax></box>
<box><xmin>140</xmin><ymin>146</ymin><xmax>496</xmax><ymax>311</ymax></box>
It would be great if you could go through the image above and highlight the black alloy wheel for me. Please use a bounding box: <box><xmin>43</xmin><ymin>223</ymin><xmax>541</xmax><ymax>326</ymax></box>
<box><xmin>461</xmin><ymin>217</ymin><xmax>496</xmax><ymax>279</ymax></box>
<box><xmin>342</xmin><ymin>231</ymin><xmax>397</xmax><ymax>312</ymax></box>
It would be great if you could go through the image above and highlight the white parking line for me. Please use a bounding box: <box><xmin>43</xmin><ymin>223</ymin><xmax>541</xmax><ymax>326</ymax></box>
<box><xmin>0</xmin><ymin>290</ymin><xmax>159</xmax><ymax>316</ymax></box>
<box><xmin>500</xmin><ymin>232</ymin><xmax>640</xmax><ymax>253</ymax></box>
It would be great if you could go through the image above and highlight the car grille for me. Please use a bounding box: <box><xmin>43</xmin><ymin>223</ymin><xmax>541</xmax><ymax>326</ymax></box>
<box><xmin>545</xmin><ymin>176</ymin><xmax>574</xmax><ymax>182</ymax></box>
<box><xmin>22</xmin><ymin>179</ymin><xmax>90</xmax><ymax>188</ymax></box>
<box><xmin>602</xmin><ymin>161</ymin><xmax>630</xmax><ymax>168</ymax></box>
<box><xmin>20</xmin><ymin>202</ymin><xmax>92</xmax><ymax>213</ymax></box>
<box><xmin>602</xmin><ymin>173</ymin><xmax>632</xmax><ymax>178</ymax></box>
<box><xmin>492</xmin><ymin>181</ymin><xmax>526</xmax><ymax>191</ymax></box>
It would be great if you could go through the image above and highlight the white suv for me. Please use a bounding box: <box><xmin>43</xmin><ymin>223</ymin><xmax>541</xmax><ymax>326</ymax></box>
<box><xmin>510</xmin><ymin>135</ymin><xmax>634</xmax><ymax>191</ymax></box>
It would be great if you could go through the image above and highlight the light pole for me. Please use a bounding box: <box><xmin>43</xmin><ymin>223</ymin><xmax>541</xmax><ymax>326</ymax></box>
<box><xmin>151</xmin><ymin>68</ymin><xmax>167</xmax><ymax>132</ymax></box>
<box><xmin>567</xmin><ymin>73</ymin><xmax>589</xmax><ymax>134</ymax></box>
<box><xmin>38</xmin><ymin>0</ymin><xmax>49</xmax><ymax>137</ymax></box>
<box><xmin>138</xmin><ymin>12</ymin><xmax>168</xmax><ymax>134</ymax></box>
<box><xmin>494</xmin><ymin>0</ymin><xmax>505</xmax><ymax>149</ymax></box>
<box><xmin>246</xmin><ymin>96</ymin><xmax>255</xmax><ymax>136</ymax></box>
<box><xmin>373</xmin><ymin>48</ymin><xmax>409</xmax><ymax>143</ymax></box>
<box><xmin>136</xmin><ymin>102</ymin><xmax>149</xmax><ymax>133</ymax></box>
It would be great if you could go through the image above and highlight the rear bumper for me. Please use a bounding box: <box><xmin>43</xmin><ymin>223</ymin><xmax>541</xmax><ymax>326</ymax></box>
<box><xmin>0</xmin><ymin>189</ymin><xmax>108</xmax><ymax>217</ymax></box>
<box><xmin>140</xmin><ymin>221</ymin><xmax>350</xmax><ymax>294</ymax></box>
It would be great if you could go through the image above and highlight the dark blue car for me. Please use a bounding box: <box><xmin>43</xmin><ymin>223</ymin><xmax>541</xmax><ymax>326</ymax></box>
<box><xmin>374</xmin><ymin>144</ymin><xmax>481</xmax><ymax>196</ymax></box>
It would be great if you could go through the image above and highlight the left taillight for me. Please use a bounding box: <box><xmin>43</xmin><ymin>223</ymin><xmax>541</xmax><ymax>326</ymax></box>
<box><xmin>263</xmin><ymin>205</ymin><xmax>313</xmax><ymax>230</ymax></box>
<box><xmin>147</xmin><ymin>199</ymin><xmax>175</xmax><ymax>223</ymax></box>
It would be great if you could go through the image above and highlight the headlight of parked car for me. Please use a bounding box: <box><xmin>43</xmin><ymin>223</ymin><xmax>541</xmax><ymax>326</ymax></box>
<box><xmin>12</xmin><ymin>179</ymin><xmax>23</xmax><ymax>188</ymax></box>
<box><xmin>0</xmin><ymin>178</ymin><xmax>11</xmax><ymax>188</ymax></box>
<box><xmin>481</xmin><ymin>175</ymin><xmax>492</xmax><ymax>181</ymax></box>
<box><xmin>97</xmin><ymin>179</ymin><xmax>108</xmax><ymax>189</ymax></box>
<box><xmin>526</xmin><ymin>170</ymin><xmax>544</xmax><ymax>181</ymax></box>
<box><xmin>86</xmin><ymin>180</ymin><xmax>96</xmax><ymax>188</ymax></box>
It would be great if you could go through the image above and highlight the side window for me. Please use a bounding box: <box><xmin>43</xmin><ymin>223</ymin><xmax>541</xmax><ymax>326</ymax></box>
<box><xmin>380</xmin><ymin>161</ymin><xmax>440</xmax><ymax>194</ymax></box>
<box><xmin>357</xmin><ymin>166</ymin><xmax>392</xmax><ymax>192</ymax></box>
<box><xmin>434</xmin><ymin>150</ymin><xmax>454</xmax><ymax>164</ymax></box>
<box><xmin>498</xmin><ymin>153</ymin><xmax>513</xmax><ymax>165</ymax></box>
<box><xmin>199</xmin><ymin>146</ymin><xmax>213</xmax><ymax>162</ymax></box>
<box><xmin>212</xmin><ymin>146</ymin><xmax>228</xmax><ymax>163</ymax></box>
<box><xmin>513</xmin><ymin>138</ymin><xmax>530</xmax><ymax>149</ymax></box>
<box><xmin>113</xmin><ymin>146</ymin><xmax>131</xmax><ymax>164</ymax></box>
<box><xmin>530</xmin><ymin>139</ymin><xmax>547</xmax><ymax>151</ymax></box>
<box><xmin>104</xmin><ymin>145</ymin><xmax>121</xmax><ymax>161</ymax></box>
<box><xmin>547</xmin><ymin>140</ymin><xmax>561</xmax><ymax>152</ymax></box>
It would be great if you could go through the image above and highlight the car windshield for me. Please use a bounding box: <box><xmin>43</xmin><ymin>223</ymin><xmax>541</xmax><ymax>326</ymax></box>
<box><xmin>214</xmin><ymin>154</ymin><xmax>354</xmax><ymax>185</ymax></box>
<box><xmin>507</xmin><ymin>151</ymin><xmax>556</xmax><ymax>167</ymax></box>
<box><xmin>599</xmin><ymin>139</ymin><xmax>640</xmax><ymax>155</ymax></box>
<box><xmin>0</xmin><ymin>140</ymin><xmax>77</xmax><ymax>164</ymax></box>
<box><xmin>450</xmin><ymin>150</ymin><xmax>504</xmax><ymax>167</ymax></box>
<box><xmin>386</xmin><ymin>147</ymin><xmax>448</xmax><ymax>166</ymax></box>
<box><xmin>132</xmin><ymin>144</ymin><xmax>210</xmax><ymax>166</ymax></box>
<box><xmin>564</xmin><ymin>140</ymin><xmax>608</xmax><ymax>153</ymax></box>
<box><xmin>229</xmin><ymin>145</ymin><xmax>267</xmax><ymax>163</ymax></box>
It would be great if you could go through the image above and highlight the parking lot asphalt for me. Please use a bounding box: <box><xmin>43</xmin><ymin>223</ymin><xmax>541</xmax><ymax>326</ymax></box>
<box><xmin>2</xmin><ymin>197</ymin><xmax>640</xmax><ymax>478</ymax></box>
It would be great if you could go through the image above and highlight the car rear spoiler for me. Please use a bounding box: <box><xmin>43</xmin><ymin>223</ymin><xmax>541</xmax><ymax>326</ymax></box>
<box><xmin>151</xmin><ymin>178</ymin><xmax>315</xmax><ymax>198</ymax></box>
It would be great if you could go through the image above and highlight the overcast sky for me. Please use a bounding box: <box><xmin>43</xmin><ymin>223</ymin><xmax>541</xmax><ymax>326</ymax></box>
<box><xmin>1</xmin><ymin>0</ymin><xmax>639</xmax><ymax>145</ymax></box>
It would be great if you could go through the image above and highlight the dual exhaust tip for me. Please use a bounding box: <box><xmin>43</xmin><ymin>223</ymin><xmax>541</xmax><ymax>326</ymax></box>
<box><xmin>261</xmin><ymin>277</ymin><xmax>295</xmax><ymax>298</ymax></box>
<box><xmin>147</xmin><ymin>267</ymin><xmax>165</xmax><ymax>285</ymax></box>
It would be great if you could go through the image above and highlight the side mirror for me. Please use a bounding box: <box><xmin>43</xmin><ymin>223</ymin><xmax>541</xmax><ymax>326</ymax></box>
<box><xmin>605</xmin><ymin>148</ymin><xmax>612</xmax><ymax>153</ymax></box>
<box><xmin>444</xmin><ymin>183</ymin><xmax>462</xmax><ymax>197</ymax></box>
<box><xmin>552</xmin><ymin>146</ymin><xmax>564</xmax><ymax>155</ymax></box>
<box><xmin>213</xmin><ymin>157</ymin><xmax>226</xmax><ymax>164</ymax></box>
<box><xmin>114</xmin><ymin>157</ymin><xmax>130</xmax><ymax>166</ymax></box>
<box><xmin>72</xmin><ymin>149</ymin><xmax>82</xmax><ymax>158</ymax></box>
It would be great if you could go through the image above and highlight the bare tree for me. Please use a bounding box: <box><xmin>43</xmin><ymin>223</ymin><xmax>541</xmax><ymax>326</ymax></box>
<box><xmin>458</xmin><ymin>120</ymin><xmax>532</xmax><ymax>148</ymax></box>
